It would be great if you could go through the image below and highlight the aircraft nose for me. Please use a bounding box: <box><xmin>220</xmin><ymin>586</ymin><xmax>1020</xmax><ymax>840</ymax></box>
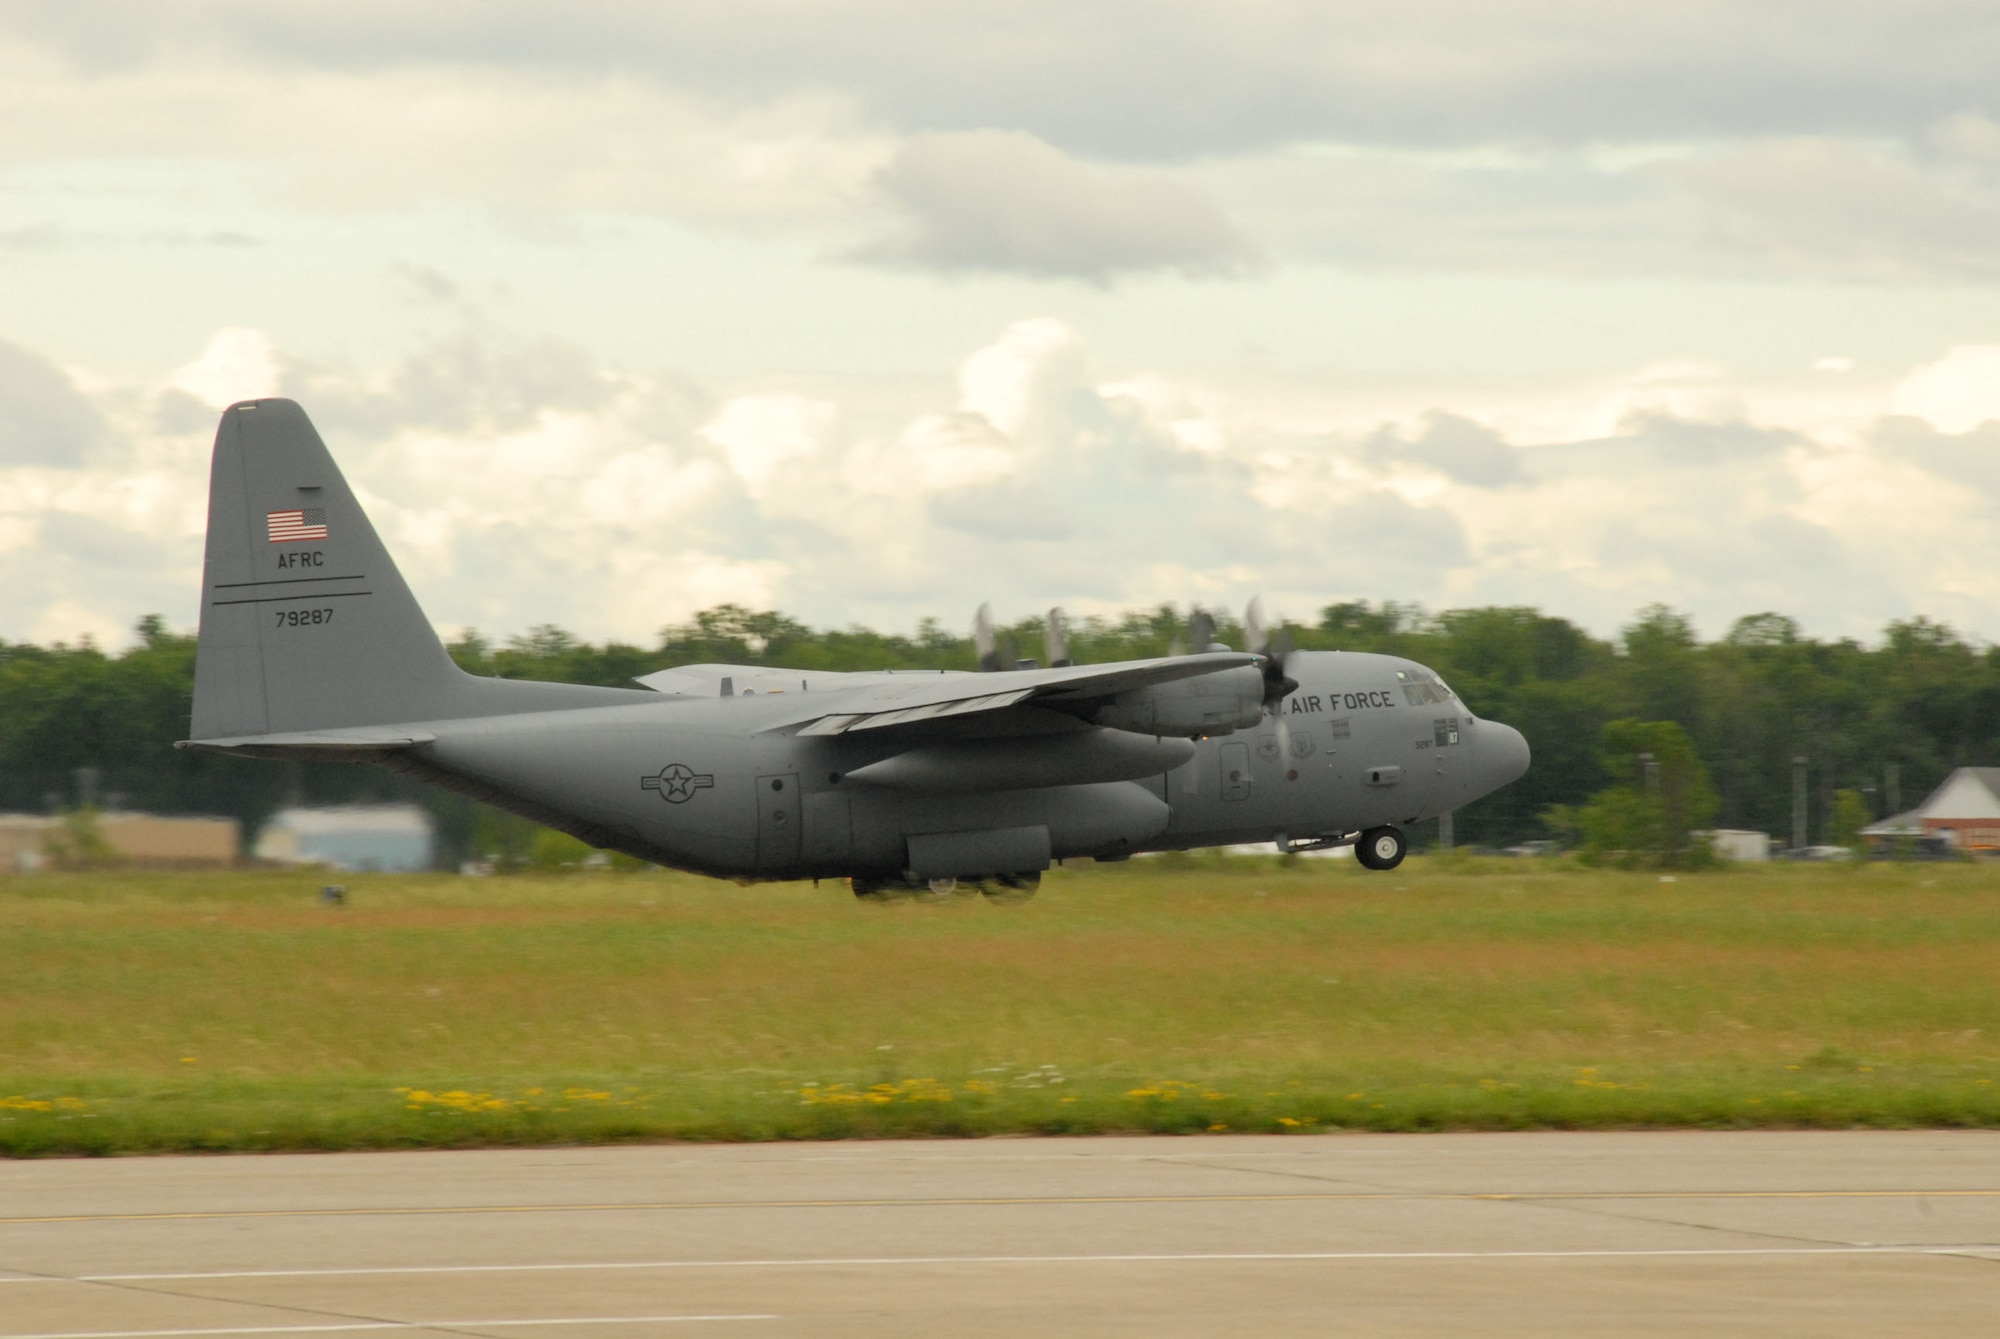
<box><xmin>1481</xmin><ymin>721</ymin><xmax>1530</xmax><ymax>790</ymax></box>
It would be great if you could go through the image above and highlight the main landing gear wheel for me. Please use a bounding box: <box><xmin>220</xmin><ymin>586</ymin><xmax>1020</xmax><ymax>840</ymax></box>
<box><xmin>1355</xmin><ymin>825</ymin><xmax>1408</xmax><ymax>871</ymax></box>
<box><xmin>982</xmin><ymin>872</ymin><xmax>1040</xmax><ymax>904</ymax></box>
<box><xmin>850</xmin><ymin>877</ymin><xmax>900</xmax><ymax>901</ymax></box>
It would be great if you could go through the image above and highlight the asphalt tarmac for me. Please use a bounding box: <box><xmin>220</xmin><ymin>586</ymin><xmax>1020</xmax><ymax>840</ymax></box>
<box><xmin>4</xmin><ymin>1131</ymin><xmax>1999</xmax><ymax>1337</ymax></box>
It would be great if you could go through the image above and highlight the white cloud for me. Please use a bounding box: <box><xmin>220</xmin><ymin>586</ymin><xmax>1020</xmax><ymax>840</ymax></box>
<box><xmin>26</xmin><ymin>599</ymin><xmax>129</xmax><ymax>649</ymax></box>
<box><xmin>1892</xmin><ymin>345</ymin><xmax>2000</xmax><ymax>434</ymax></box>
<box><xmin>957</xmin><ymin>318</ymin><xmax>1088</xmax><ymax>437</ymax></box>
<box><xmin>3</xmin><ymin>6</ymin><xmax>1997</xmax><ymax>308</ymax></box>
<box><xmin>4</xmin><ymin>1</ymin><xmax>1998</xmax><ymax>661</ymax></box>
<box><xmin>0</xmin><ymin>337</ymin><xmax>106</xmax><ymax>465</ymax></box>
<box><xmin>170</xmin><ymin>328</ymin><xmax>281</xmax><ymax>410</ymax></box>
<box><xmin>0</xmin><ymin>42</ymin><xmax>889</xmax><ymax>233</ymax></box>
<box><xmin>853</xmin><ymin>131</ymin><xmax>1260</xmax><ymax>282</ymax></box>
<box><xmin>1657</xmin><ymin>137</ymin><xmax>2000</xmax><ymax>282</ymax></box>
<box><xmin>579</xmin><ymin>448</ymin><xmax>729</xmax><ymax>526</ymax></box>
<box><xmin>1365</xmin><ymin>413</ymin><xmax>1521</xmax><ymax>488</ymax></box>
<box><xmin>5</xmin><ymin>2</ymin><xmax>1991</xmax><ymax>156</ymax></box>
<box><xmin>702</xmin><ymin>394</ymin><xmax>833</xmax><ymax>495</ymax></box>
<box><xmin>7</xmin><ymin>313</ymin><xmax>2000</xmax><ymax>651</ymax></box>
<box><xmin>595</xmin><ymin>548</ymin><xmax>790</xmax><ymax>632</ymax></box>
<box><xmin>868</xmin><ymin>414</ymin><xmax>1017</xmax><ymax>496</ymax></box>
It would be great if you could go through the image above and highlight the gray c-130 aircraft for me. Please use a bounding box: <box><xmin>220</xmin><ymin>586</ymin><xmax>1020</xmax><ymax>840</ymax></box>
<box><xmin>181</xmin><ymin>400</ymin><xmax>1528</xmax><ymax>897</ymax></box>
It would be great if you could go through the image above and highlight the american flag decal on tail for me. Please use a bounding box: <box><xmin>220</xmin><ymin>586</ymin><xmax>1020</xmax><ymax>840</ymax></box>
<box><xmin>267</xmin><ymin>508</ymin><xmax>328</xmax><ymax>543</ymax></box>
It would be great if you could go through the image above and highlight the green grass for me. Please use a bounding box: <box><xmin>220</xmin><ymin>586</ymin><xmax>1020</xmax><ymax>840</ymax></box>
<box><xmin>4</xmin><ymin>856</ymin><xmax>1999</xmax><ymax>1154</ymax></box>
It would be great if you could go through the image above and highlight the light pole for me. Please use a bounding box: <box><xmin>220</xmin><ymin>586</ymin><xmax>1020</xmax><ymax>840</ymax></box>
<box><xmin>1792</xmin><ymin>755</ymin><xmax>1809</xmax><ymax>852</ymax></box>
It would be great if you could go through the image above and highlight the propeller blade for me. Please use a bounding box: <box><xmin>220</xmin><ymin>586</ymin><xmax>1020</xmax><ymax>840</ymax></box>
<box><xmin>1263</xmin><ymin>658</ymin><xmax>1300</xmax><ymax>709</ymax></box>
<box><xmin>974</xmin><ymin>603</ymin><xmax>1003</xmax><ymax>673</ymax></box>
<box><xmin>1045</xmin><ymin>607</ymin><xmax>1073</xmax><ymax>667</ymax></box>
<box><xmin>1246</xmin><ymin>595</ymin><xmax>1297</xmax><ymax>710</ymax></box>
<box><xmin>1188</xmin><ymin>608</ymin><xmax>1216</xmax><ymax>654</ymax></box>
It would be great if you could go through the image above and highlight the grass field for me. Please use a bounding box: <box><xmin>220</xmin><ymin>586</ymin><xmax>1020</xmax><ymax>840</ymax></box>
<box><xmin>4</xmin><ymin>856</ymin><xmax>1999</xmax><ymax>1155</ymax></box>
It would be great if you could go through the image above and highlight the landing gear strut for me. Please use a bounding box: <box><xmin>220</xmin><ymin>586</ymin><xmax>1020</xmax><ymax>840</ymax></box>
<box><xmin>1354</xmin><ymin>825</ymin><xmax>1408</xmax><ymax>871</ymax></box>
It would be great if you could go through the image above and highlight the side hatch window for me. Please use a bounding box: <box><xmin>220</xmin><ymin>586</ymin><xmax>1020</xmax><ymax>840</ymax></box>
<box><xmin>1433</xmin><ymin>717</ymin><xmax>1460</xmax><ymax>747</ymax></box>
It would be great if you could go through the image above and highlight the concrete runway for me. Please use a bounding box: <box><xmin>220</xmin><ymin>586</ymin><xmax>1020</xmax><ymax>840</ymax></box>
<box><xmin>3</xmin><ymin>1132</ymin><xmax>1999</xmax><ymax>1337</ymax></box>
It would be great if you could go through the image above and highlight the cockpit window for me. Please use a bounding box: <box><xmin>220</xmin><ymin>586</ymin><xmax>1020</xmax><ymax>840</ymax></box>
<box><xmin>1396</xmin><ymin>670</ymin><xmax>1457</xmax><ymax>706</ymax></box>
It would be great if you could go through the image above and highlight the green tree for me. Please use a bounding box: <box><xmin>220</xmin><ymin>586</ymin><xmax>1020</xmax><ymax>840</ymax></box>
<box><xmin>1576</xmin><ymin>720</ymin><xmax>1720</xmax><ymax>868</ymax></box>
<box><xmin>11</xmin><ymin>599</ymin><xmax>2000</xmax><ymax>865</ymax></box>
<box><xmin>1829</xmin><ymin>788</ymin><xmax>1871</xmax><ymax>852</ymax></box>
<box><xmin>1621</xmin><ymin>606</ymin><xmax>1703</xmax><ymax>729</ymax></box>
<box><xmin>42</xmin><ymin>805</ymin><xmax>118</xmax><ymax>868</ymax></box>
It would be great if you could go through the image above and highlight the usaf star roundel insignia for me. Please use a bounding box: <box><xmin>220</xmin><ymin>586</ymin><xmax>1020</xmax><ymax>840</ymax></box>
<box><xmin>642</xmin><ymin>762</ymin><xmax>715</xmax><ymax>804</ymax></box>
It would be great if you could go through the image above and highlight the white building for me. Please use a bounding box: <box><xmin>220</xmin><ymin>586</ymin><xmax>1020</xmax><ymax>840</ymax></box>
<box><xmin>1704</xmin><ymin>829</ymin><xmax>1774</xmax><ymax>862</ymax></box>
<box><xmin>254</xmin><ymin>805</ymin><xmax>435</xmax><ymax>872</ymax></box>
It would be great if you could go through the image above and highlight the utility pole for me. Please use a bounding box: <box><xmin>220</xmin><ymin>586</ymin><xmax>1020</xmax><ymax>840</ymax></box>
<box><xmin>1792</xmin><ymin>756</ymin><xmax>1809</xmax><ymax>852</ymax></box>
<box><xmin>1638</xmin><ymin>750</ymin><xmax>1663</xmax><ymax>856</ymax></box>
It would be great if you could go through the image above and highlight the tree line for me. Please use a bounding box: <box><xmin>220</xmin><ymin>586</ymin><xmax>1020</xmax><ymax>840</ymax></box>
<box><xmin>3</xmin><ymin>603</ymin><xmax>1996</xmax><ymax>865</ymax></box>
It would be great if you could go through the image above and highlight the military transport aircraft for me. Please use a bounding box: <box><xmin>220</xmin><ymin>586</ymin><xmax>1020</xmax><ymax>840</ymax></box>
<box><xmin>181</xmin><ymin>400</ymin><xmax>1529</xmax><ymax>898</ymax></box>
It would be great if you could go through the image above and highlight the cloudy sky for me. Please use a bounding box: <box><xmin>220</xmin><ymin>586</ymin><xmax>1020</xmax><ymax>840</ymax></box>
<box><xmin>5</xmin><ymin>1</ymin><xmax>2000</xmax><ymax>651</ymax></box>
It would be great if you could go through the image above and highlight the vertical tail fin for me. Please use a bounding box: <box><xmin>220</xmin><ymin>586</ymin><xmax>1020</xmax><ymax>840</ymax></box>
<box><xmin>190</xmin><ymin>399</ymin><xmax>467</xmax><ymax>739</ymax></box>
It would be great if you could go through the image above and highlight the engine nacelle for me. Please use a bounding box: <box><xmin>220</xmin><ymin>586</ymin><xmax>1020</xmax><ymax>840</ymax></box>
<box><xmin>1089</xmin><ymin>664</ymin><xmax>1266</xmax><ymax>737</ymax></box>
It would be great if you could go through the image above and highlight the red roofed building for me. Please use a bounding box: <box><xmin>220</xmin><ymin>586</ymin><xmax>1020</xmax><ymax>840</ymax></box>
<box><xmin>1862</xmin><ymin>767</ymin><xmax>2000</xmax><ymax>853</ymax></box>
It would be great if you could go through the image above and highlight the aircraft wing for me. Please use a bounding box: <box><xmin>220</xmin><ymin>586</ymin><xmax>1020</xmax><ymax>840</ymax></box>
<box><xmin>748</xmin><ymin>652</ymin><xmax>1258</xmax><ymax>736</ymax></box>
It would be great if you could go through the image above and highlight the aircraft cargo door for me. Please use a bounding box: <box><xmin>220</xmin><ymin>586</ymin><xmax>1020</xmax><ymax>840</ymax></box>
<box><xmin>757</xmin><ymin>773</ymin><xmax>802</xmax><ymax>871</ymax></box>
<box><xmin>1220</xmin><ymin>741</ymin><xmax>1251</xmax><ymax>801</ymax></box>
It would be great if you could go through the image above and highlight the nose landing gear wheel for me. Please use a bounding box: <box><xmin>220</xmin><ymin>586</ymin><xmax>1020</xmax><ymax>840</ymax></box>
<box><xmin>1355</xmin><ymin>825</ymin><xmax>1407</xmax><ymax>871</ymax></box>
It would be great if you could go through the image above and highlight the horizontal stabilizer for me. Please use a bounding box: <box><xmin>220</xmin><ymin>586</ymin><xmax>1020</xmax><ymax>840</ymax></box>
<box><xmin>177</xmin><ymin>726</ymin><xmax>436</xmax><ymax>761</ymax></box>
